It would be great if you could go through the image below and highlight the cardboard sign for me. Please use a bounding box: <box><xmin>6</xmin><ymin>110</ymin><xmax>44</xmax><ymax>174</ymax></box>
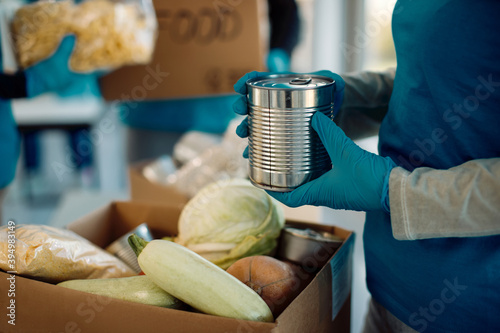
<box><xmin>99</xmin><ymin>0</ymin><xmax>266</xmax><ymax>101</ymax></box>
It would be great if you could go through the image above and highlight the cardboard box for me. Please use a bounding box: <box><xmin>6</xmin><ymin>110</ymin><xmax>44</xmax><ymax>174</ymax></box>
<box><xmin>0</xmin><ymin>201</ymin><xmax>354</xmax><ymax>332</ymax></box>
<box><xmin>99</xmin><ymin>0</ymin><xmax>267</xmax><ymax>101</ymax></box>
<box><xmin>128</xmin><ymin>160</ymin><xmax>189</xmax><ymax>206</ymax></box>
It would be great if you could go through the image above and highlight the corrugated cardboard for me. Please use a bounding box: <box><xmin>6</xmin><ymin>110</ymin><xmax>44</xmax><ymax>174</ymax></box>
<box><xmin>0</xmin><ymin>201</ymin><xmax>354</xmax><ymax>333</ymax></box>
<box><xmin>99</xmin><ymin>0</ymin><xmax>267</xmax><ymax>101</ymax></box>
<box><xmin>128</xmin><ymin>160</ymin><xmax>189</xmax><ymax>206</ymax></box>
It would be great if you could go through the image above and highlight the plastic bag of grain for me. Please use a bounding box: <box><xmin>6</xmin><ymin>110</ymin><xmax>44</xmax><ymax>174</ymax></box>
<box><xmin>11</xmin><ymin>0</ymin><xmax>157</xmax><ymax>72</ymax></box>
<box><xmin>0</xmin><ymin>224</ymin><xmax>135</xmax><ymax>283</ymax></box>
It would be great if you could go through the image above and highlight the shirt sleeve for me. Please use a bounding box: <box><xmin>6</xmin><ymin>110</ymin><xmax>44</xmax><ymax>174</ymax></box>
<box><xmin>389</xmin><ymin>158</ymin><xmax>500</xmax><ymax>240</ymax></box>
<box><xmin>0</xmin><ymin>71</ymin><xmax>27</xmax><ymax>99</ymax></box>
<box><xmin>335</xmin><ymin>68</ymin><xmax>396</xmax><ymax>140</ymax></box>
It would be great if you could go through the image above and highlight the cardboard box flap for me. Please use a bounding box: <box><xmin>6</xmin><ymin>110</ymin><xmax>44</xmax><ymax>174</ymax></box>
<box><xmin>275</xmin><ymin>233</ymin><xmax>355</xmax><ymax>332</ymax></box>
<box><xmin>112</xmin><ymin>201</ymin><xmax>182</xmax><ymax>240</ymax></box>
<box><xmin>128</xmin><ymin>161</ymin><xmax>189</xmax><ymax>206</ymax></box>
<box><xmin>67</xmin><ymin>201</ymin><xmax>184</xmax><ymax>248</ymax></box>
<box><xmin>67</xmin><ymin>203</ymin><xmax>114</xmax><ymax>249</ymax></box>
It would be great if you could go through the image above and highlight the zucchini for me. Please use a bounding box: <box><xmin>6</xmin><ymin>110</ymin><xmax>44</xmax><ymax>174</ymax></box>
<box><xmin>128</xmin><ymin>235</ymin><xmax>274</xmax><ymax>322</ymax></box>
<box><xmin>57</xmin><ymin>275</ymin><xmax>183</xmax><ymax>309</ymax></box>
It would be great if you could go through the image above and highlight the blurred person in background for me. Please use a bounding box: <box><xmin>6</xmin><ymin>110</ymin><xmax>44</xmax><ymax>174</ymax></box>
<box><xmin>0</xmin><ymin>28</ymin><xmax>100</xmax><ymax>221</ymax></box>
<box><xmin>119</xmin><ymin>0</ymin><xmax>301</xmax><ymax>164</ymax></box>
<box><xmin>233</xmin><ymin>0</ymin><xmax>500</xmax><ymax>332</ymax></box>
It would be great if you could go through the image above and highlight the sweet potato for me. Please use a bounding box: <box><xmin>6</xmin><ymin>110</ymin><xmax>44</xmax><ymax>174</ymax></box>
<box><xmin>226</xmin><ymin>255</ymin><xmax>302</xmax><ymax>317</ymax></box>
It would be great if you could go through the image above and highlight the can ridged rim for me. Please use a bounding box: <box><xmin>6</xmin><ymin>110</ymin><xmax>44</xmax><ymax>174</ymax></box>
<box><xmin>249</xmin><ymin>165</ymin><xmax>331</xmax><ymax>172</ymax></box>
<box><xmin>249</xmin><ymin>144</ymin><xmax>328</xmax><ymax>153</ymax></box>
<box><xmin>250</xmin><ymin>165</ymin><xmax>331</xmax><ymax>173</ymax></box>
<box><xmin>249</xmin><ymin>157</ymin><xmax>330</xmax><ymax>165</ymax></box>
<box><xmin>249</xmin><ymin>144</ymin><xmax>327</xmax><ymax>151</ymax></box>
<box><xmin>250</xmin><ymin>156</ymin><xmax>330</xmax><ymax>163</ymax></box>
<box><xmin>250</xmin><ymin>153</ymin><xmax>330</xmax><ymax>161</ymax></box>
<box><xmin>248</xmin><ymin>105</ymin><xmax>334</xmax><ymax>112</ymax></box>
<box><xmin>248</xmin><ymin>137</ymin><xmax>318</xmax><ymax>145</ymax></box>
<box><xmin>249</xmin><ymin>179</ymin><xmax>295</xmax><ymax>192</ymax></box>
<box><xmin>246</xmin><ymin>74</ymin><xmax>335</xmax><ymax>91</ymax></box>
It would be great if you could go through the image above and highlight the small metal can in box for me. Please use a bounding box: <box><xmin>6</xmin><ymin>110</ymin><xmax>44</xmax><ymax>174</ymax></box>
<box><xmin>277</xmin><ymin>227</ymin><xmax>344</xmax><ymax>271</ymax></box>
<box><xmin>246</xmin><ymin>74</ymin><xmax>337</xmax><ymax>192</ymax></box>
<box><xmin>105</xmin><ymin>223</ymin><xmax>153</xmax><ymax>273</ymax></box>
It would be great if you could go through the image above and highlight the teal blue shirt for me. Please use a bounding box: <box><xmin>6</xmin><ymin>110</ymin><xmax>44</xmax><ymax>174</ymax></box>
<box><xmin>0</xmin><ymin>38</ymin><xmax>20</xmax><ymax>189</ymax></box>
<box><xmin>119</xmin><ymin>94</ymin><xmax>238</xmax><ymax>134</ymax></box>
<box><xmin>365</xmin><ymin>1</ymin><xmax>500</xmax><ymax>332</ymax></box>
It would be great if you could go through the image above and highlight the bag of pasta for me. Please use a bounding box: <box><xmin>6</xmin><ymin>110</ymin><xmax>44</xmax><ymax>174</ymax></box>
<box><xmin>11</xmin><ymin>0</ymin><xmax>158</xmax><ymax>72</ymax></box>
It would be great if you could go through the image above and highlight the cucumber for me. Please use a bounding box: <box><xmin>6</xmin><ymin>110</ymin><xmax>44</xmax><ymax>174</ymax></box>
<box><xmin>128</xmin><ymin>235</ymin><xmax>274</xmax><ymax>322</ymax></box>
<box><xmin>57</xmin><ymin>275</ymin><xmax>183</xmax><ymax>309</ymax></box>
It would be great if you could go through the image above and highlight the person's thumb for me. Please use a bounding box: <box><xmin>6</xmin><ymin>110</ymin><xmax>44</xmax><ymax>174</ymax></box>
<box><xmin>312</xmin><ymin>70</ymin><xmax>345</xmax><ymax>93</ymax></box>
<box><xmin>54</xmin><ymin>35</ymin><xmax>77</xmax><ymax>63</ymax></box>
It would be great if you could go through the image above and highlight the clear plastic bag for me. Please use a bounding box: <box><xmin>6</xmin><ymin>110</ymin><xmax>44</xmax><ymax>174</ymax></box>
<box><xmin>11</xmin><ymin>0</ymin><xmax>158</xmax><ymax>72</ymax></box>
<box><xmin>142</xmin><ymin>119</ymin><xmax>249</xmax><ymax>198</ymax></box>
<box><xmin>0</xmin><ymin>224</ymin><xmax>136</xmax><ymax>283</ymax></box>
<box><xmin>172</xmin><ymin>131</ymin><xmax>223</xmax><ymax>167</ymax></box>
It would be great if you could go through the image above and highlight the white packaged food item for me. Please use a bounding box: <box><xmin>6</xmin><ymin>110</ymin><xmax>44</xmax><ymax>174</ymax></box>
<box><xmin>0</xmin><ymin>224</ymin><xmax>135</xmax><ymax>283</ymax></box>
<box><xmin>142</xmin><ymin>155</ymin><xmax>178</xmax><ymax>186</ymax></box>
<box><xmin>142</xmin><ymin>119</ymin><xmax>249</xmax><ymax>198</ymax></box>
<box><xmin>168</xmin><ymin>120</ymin><xmax>249</xmax><ymax>198</ymax></box>
<box><xmin>173</xmin><ymin>131</ymin><xmax>222</xmax><ymax>167</ymax></box>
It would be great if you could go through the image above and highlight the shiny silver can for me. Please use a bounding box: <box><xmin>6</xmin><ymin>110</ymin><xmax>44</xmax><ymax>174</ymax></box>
<box><xmin>246</xmin><ymin>74</ymin><xmax>335</xmax><ymax>192</ymax></box>
<box><xmin>105</xmin><ymin>223</ymin><xmax>154</xmax><ymax>273</ymax></box>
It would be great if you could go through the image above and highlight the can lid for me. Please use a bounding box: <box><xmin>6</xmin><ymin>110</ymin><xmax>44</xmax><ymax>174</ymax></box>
<box><xmin>246</xmin><ymin>74</ymin><xmax>334</xmax><ymax>90</ymax></box>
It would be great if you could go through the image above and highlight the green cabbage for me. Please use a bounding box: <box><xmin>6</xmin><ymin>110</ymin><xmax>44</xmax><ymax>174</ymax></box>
<box><xmin>175</xmin><ymin>178</ymin><xmax>285</xmax><ymax>269</ymax></box>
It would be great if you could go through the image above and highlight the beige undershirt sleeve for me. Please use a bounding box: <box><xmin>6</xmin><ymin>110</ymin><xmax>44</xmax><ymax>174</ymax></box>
<box><xmin>336</xmin><ymin>68</ymin><xmax>396</xmax><ymax>140</ymax></box>
<box><xmin>389</xmin><ymin>158</ymin><xmax>500</xmax><ymax>240</ymax></box>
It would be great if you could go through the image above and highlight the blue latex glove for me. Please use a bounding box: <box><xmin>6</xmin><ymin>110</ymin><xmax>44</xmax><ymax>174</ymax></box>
<box><xmin>268</xmin><ymin>111</ymin><xmax>396</xmax><ymax>212</ymax></box>
<box><xmin>24</xmin><ymin>35</ymin><xmax>101</xmax><ymax>98</ymax></box>
<box><xmin>233</xmin><ymin>70</ymin><xmax>345</xmax><ymax>158</ymax></box>
<box><xmin>267</xmin><ymin>48</ymin><xmax>291</xmax><ymax>72</ymax></box>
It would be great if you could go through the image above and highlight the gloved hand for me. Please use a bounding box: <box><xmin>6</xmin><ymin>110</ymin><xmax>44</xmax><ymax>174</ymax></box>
<box><xmin>268</xmin><ymin>111</ymin><xmax>396</xmax><ymax>212</ymax></box>
<box><xmin>233</xmin><ymin>70</ymin><xmax>345</xmax><ymax>157</ymax></box>
<box><xmin>24</xmin><ymin>35</ymin><xmax>101</xmax><ymax>98</ymax></box>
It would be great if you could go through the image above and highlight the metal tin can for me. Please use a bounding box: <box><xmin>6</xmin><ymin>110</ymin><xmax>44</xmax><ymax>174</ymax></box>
<box><xmin>246</xmin><ymin>74</ymin><xmax>336</xmax><ymax>192</ymax></box>
<box><xmin>105</xmin><ymin>223</ymin><xmax>154</xmax><ymax>273</ymax></box>
<box><xmin>276</xmin><ymin>227</ymin><xmax>344</xmax><ymax>269</ymax></box>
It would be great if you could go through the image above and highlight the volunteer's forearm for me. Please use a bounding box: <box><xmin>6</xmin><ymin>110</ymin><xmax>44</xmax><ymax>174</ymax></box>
<box><xmin>389</xmin><ymin>158</ymin><xmax>500</xmax><ymax>240</ymax></box>
<box><xmin>341</xmin><ymin>68</ymin><xmax>396</xmax><ymax>113</ymax></box>
<box><xmin>335</xmin><ymin>68</ymin><xmax>396</xmax><ymax>140</ymax></box>
<box><xmin>0</xmin><ymin>72</ymin><xmax>27</xmax><ymax>99</ymax></box>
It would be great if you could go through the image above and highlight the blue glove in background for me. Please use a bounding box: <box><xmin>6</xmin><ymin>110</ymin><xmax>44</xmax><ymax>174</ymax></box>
<box><xmin>25</xmin><ymin>35</ymin><xmax>101</xmax><ymax>98</ymax></box>
<box><xmin>267</xmin><ymin>111</ymin><xmax>396</xmax><ymax>212</ymax></box>
<box><xmin>233</xmin><ymin>70</ymin><xmax>345</xmax><ymax>158</ymax></box>
<box><xmin>267</xmin><ymin>48</ymin><xmax>291</xmax><ymax>72</ymax></box>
